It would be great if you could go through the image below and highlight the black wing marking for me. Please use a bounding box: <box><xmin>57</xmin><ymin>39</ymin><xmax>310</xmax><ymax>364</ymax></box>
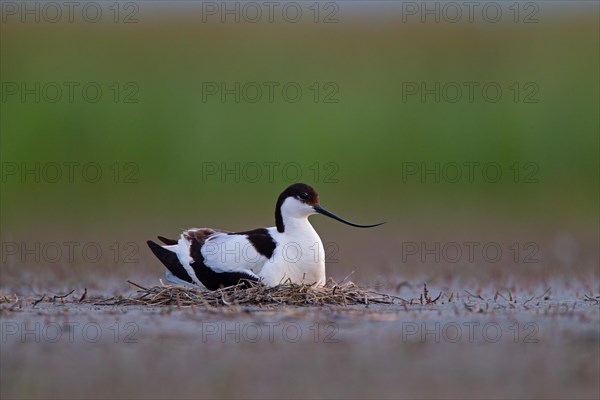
<box><xmin>157</xmin><ymin>236</ymin><xmax>178</xmax><ymax>245</ymax></box>
<box><xmin>228</xmin><ymin>228</ymin><xmax>277</xmax><ymax>259</ymax></box>
<box><xmin>189</xmin><ymin>236</ymin><xmax>258</xmax><ymax>291</ymax></box>
<box><xmin>146</xmin><ymin>240</ymin><xmax>193</xmax><ymax>284</ymax></box>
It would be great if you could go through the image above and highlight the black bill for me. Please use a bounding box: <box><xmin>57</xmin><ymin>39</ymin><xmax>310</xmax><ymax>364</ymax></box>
<box><xmin>314</xmin><ymin>205</ymin><xmax>385</xmax><ymax>228</ymax></box>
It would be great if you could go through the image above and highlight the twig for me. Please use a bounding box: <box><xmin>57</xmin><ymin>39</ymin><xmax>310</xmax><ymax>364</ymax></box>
<box><xmin>430</xmin><ymin>292</ymin><xmax>442</xmax><ymax>304</ymax></box>
<box><xmin>523</xmin><ymin>295</ymin><xmax>535</xmax><ymax>306</ymax></box>
<box><xmin>127</xmin><ymin>280</ymin><xmax>149</xmax><ymax>291</ymax></box>
<box><xmin>32</xmin><ymin>295</ymin><xmax>45</xmax><ymax>309</ymax></box>
<box><xmin>536</xmin><ymin>287</ymin><xmax>551</xmax><ymax>300</ymax></box>
<box><xmin>79</xmin><ymin>288</ymin><xmax>88</xmax><ymax>302</ymax></box>
<box><xmin>464</xmin><ymin>289</ymin><xmax>484</xmax><ymax>301</ymax></box>
<box><xmin>52</xmin><ymin>289</ymin><xmax>75</xmax><ymax>302</ymax></box>
<box><xmin>338</xmin><ymin>271</ymin><xmax>355</xmax><ymax>284</ymax></box>
<box><xmin>584</xmin><ymin>294</ymin><xmax>599</xmax><ymax>304</ymax></box>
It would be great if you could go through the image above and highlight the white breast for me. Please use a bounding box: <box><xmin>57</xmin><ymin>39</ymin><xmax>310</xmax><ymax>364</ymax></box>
<box><xmin>259</xmin><ymin>224</ymin><xmax>326</xmax><ymax>287</ymax></box>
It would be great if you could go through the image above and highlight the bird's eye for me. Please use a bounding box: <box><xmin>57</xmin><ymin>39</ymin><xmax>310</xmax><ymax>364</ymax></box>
<box><xmin>299</xmin><ymin>192</ymin><xmax>309</xmax><ymax>200</ymax></box>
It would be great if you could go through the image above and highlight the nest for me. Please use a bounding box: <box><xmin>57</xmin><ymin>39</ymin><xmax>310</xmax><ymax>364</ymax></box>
<box><xmin>98</xmin><ymin>279</ymin><xmax>404</xmax><ymax>307</ymax></box>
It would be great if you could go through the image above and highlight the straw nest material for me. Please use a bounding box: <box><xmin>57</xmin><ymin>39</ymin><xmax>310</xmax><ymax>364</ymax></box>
<box><xmin>97</xmin><ymin>279</ymin><xmax>404</xmax><ymax>307</ymax></box>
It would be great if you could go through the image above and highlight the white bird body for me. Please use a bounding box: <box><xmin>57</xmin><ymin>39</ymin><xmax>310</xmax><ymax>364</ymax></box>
<box><xmin>147</xmin><ymin>183</ymin><xmax>382</xmax><ymax>290</ymax></box>
<box><xmin>260</xmin><ymin>223</ymin><xmax>326</xmax><ymax>287</ymax></box>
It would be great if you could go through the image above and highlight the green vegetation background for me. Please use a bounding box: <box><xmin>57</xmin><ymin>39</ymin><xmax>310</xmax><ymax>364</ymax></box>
<box><xmin>1</xmin><ymin>5</ymin><xmax>598</xmax><ymax>280</ymax></box>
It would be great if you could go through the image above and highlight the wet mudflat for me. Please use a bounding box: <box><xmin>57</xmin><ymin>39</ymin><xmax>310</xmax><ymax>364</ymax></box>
<box><xmin>1</xmin><ymin>278</ymin><xmax>599</xmax><ymax>399</ymax></box>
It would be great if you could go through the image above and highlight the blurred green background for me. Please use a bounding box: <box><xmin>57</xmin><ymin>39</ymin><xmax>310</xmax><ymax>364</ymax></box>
<box><xmin>1</xmin><ymin>2</ymin><xmax>598</xmax><ymax>287</ymax></box>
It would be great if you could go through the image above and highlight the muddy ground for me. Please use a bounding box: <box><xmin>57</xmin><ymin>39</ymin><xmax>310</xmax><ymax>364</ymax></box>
<box><xmin>1</xmin><ymin>276</ymin><xmax>599</xmax><ymax>400</ymax></box>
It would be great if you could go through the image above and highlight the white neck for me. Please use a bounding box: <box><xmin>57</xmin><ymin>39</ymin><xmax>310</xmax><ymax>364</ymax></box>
<box><xmin>282</xmin><ymin>215</ymin><xmax>315</xmax><ymax>233</ymax></box>
<box><xmin>278</xmin><ymin>197</ymin><xmax>317</xmax><ymax>233</ymax></box>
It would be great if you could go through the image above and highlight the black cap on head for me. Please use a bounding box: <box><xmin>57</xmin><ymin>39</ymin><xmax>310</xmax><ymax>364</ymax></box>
<box><xmin>275</xmin><ymin>183</ymin><xmax>319</xmax><ymax>232</ymax></box>
<box><xmin>280</xmin><ymin>183</ymin><xmax>319</xmax><ymax>206</ymax></box>
<box><xmin>275</xmin><ymin>183</ymin><xmax>385</xmax><ymax>232</ymax></box>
